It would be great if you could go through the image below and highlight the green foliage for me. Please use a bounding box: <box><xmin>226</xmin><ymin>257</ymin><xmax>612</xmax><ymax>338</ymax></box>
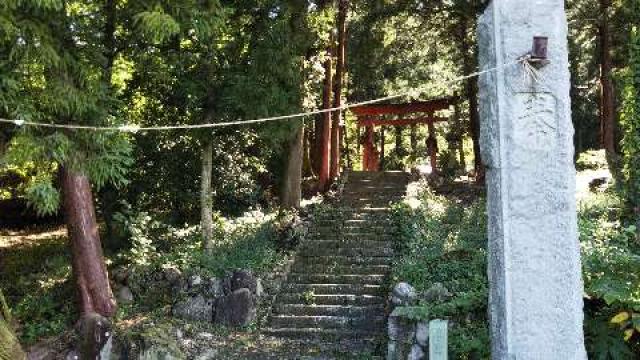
<box><xmin>134</xmin><ymin>5</ymin><xmax>181</xmax><ymax>44</ymax></box>
<box><xmin>620</xmin><ymin>27</ymin><xmax>640</xmax><ymax>211</ymax></box>
<box><xmin>0</xmin><ymin>0</ymin><xmax>135</xmax><ymax>214</ymax></box>
<box><xmin>585</xmin><ymin>313</ymin><xmax>636</xmax><ymax>360</ymax></box>
<box><xmin>579</xmin><ymin>189</ymin><xmax>640</xmax><ymax>356</ymax></box>
<box><xmin>576</xmin><ymin>149</ymin><xmax>609</xmax><ymax>171</ymax></box>
<box><xmin>119</xmin><ymin>207</ymin><xmax>291</xmax><ymax>282</ymax></box>
<box><xmin>579</xmin><ymin>192</ymin><xmax>640</xmax><ymax>310</ymax></box>
<box><xmin>0</xmin><ymin>234</ymin><xmax>74</xmax><ymax>344</ymax></box>
<box><xmin>391</xmin><ymin>184</ymin><xmax>489</xmax><ymax>359</ymax></box>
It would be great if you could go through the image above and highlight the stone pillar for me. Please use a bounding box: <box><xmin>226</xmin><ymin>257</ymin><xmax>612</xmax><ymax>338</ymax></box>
<box><xmin>477</xmin><ymin>1</ymin><xmax>586</xmax><ymax>359</ymax></box>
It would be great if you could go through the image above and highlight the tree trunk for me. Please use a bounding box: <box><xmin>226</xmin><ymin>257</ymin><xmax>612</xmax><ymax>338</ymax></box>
<box><xmin>201</xmin><ymin>140</ymin><xmax>214</xmax><ymax>252</ymax></box>
<box><xmin>458</xmin><ymin>18</ymin><xmax>483</xmax><ymax>183</ymax></box>
<box><xmin>302</xmin><ymin>123</ymin><xmax>313</xmax><ymax>177</ymax></box>
<box><xmin>331</xmin><ymin>0</ymin><xmax>348</xmax><ymax>180</ymax></box>
<box><xmin>102</xmin><ymin>0</ymin><xmax>117</xmax><ymax>84</ymax></box>
<box><xmin>395</xmin><ymin>126</ymin><xmax>403</xmax><ymax>153</ymax></box>
<box><xmin>319</xmin><ymin>56</ymin><xmax>333</xmax><ymax>191</ymax></box>
<box><xmin>454</xmin><ymin>101</ymin><xmax>466</xmax><ymax>170</ymax></box>
<box><xmin>0</xmin><ymin>290</ymin><xmax>25</xmax><ymax>360</ymax></box>
<box><xmin>599</xmin><ymin>0</ymin><xmax>618</xmax><ymax>172</ymax></box>
<box><xmin>282</xmin><ymin>124</ymin><xmax>304</xmax><ymax>208</ymax></box>
<box><xmin>60</xmin><ymin>167</ymin><xmax>116</xmax><ymax>317</ymax></box>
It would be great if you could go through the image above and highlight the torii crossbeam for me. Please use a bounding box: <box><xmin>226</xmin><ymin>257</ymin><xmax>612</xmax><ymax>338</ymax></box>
<box><xmin>351</xmin><ymin>97</ymin><xmax>455</xmax><ymax>172</ymax></box>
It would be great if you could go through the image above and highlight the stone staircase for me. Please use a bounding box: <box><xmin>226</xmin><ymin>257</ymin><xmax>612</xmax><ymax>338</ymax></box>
<box><xmin>265</xmin><ymin>171</ymin><xmax>410</xmax><ymax>358</ymax></box>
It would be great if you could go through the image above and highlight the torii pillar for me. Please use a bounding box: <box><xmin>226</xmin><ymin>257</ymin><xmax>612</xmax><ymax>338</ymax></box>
<box><xmin>478</xmin><ymin>1</ymin><xmax>586</xmax><ymax>358</ymax></box>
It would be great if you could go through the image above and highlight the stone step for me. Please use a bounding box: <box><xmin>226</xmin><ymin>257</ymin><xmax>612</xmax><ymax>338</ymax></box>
<box><xmin>311</xmin><ymin>223</ymin><xmax>393</xmax><ymax>230</ymax></box>
<box><xmin>281</xmin><ymin>283</ymin><xmax>384</xmax><ymax>296</ymax></box>
<box><xmin>291</xmin><ymin>263</ymin><xmax>391</xmax><ymax>275</ymax></box>
<box><xmin>273</xmin><ymin>304</ymin><xmax>385</xmax><ymax>317</ymax></box>
<box><xmin>307</xmin><ymin>233</ymin><xmax>395</xmax><ymax>241</ymax></box>
<box><xmin>312</xmin><ymin>218</ymin><xmax>394</xmax><ymax>228</ymax></box>
<box><xmin>287</xmin><ymin>273</ymin><xmax>387</xmax><ymax>285</ymax></box>
<box><xmin>277</xmin><ymin>293</ymin><xmax>386</xmax><ymax>306</ymax></box>
<box><xmin>296</xmin><ymin>255</ymin><xmax>394</xmax><ymax>266</ymax></box>
<box><xmin>342</xmin><ymin>190</ymin><xmax>406</xmax><ymax>197</ymax></box>
<box><xmin>337</xmin><ymin>204</ymin><xmax>394</xmax><ymax>210</ymax></box>
<box><xmin>263</xmin><ymin>327</ymin><xmax>384</xmax><ymax>341</ymax></box>
<box><xmin>269</xmin><ymin>315</ymin><xmax>386</xmax><ymax>330</ymax></box>
<box><xmin>300</xmin><ymin>246</ymin><xmax>394</xmax><ymax>257</ymax></box>
<box><xmin>302</xmin><ymin>239</ymin><xmax>393</xmax><ymax>249</ymax></box>
<box><xmin>316</xmin><ymin>208</ymin><xmax>391</xmax><ymax>216</ymax></box>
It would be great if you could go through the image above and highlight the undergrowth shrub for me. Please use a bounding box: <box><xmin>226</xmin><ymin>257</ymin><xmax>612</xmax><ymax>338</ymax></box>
<box><xmin>391</xmin><ymin>183</ymin><xmax>489</xmax><ymax>359</ymax></box>
<box><xmin>579</xmin><ymin>190</ymin><xmax>640</xmax><ymax>357</ymax></box>
<box><xmin>115</xmin><ymin>207</ymin><xmax>294</xmax><ymax>309</ymax></box>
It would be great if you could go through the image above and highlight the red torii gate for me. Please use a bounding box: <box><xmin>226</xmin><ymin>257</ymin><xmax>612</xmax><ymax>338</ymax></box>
<box><xmin>351</xmin><ymin>98</ymin><xmax>455</xmax><ymax>172</ymax></box>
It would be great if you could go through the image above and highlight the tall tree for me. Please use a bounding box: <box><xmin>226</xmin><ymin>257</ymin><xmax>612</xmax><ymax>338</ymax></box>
<box><xmin>1</xmin><ymin>0</ymin><xmax>135</xmax><ymax>318</ymax></box>
<box><xmin>598</xmin><ymin>0</ymin><xmax>619</xmax><ymax>173</ymax></box>
<box><xmin>331</xmin><ymin>0</ymin><xmax>349</xmax><ymax>180</ymax></box>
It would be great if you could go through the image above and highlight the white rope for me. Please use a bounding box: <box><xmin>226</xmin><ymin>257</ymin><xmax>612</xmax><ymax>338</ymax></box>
<box><xmin>0</xmin><ymin>59</ymin><xmax>524</xmax><ymax>133</ymax></box>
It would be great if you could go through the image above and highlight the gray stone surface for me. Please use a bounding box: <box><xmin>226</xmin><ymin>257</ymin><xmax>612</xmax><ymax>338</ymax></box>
<box><xmin>421</xmin><ymin>282</ymin><xmax>451</xmax><ymax>302</ymax></box>
<box><xmin>415</xmin><ymin>321</ymin><xmax>429</xmax><ymax>347</ymax></box>
<box><xmin>117</xmin><ymin>286</ymin><xmax>134</xmax><ymax>304</ymax></box>
<box><xmin>214</xmin><ymin>288</ymin><xmax>256</xmax><ymax>327</ymax></box>
<box><xmin>477</xmin><ymin>1</ymin><xmax>586</xmax><ymax>358</ymax></box>
<box><xmin>408</xmin><ymin>344</ymin><xmax>426</xmax><ymax>360</ymax></box>
<box><xmin>388</xmin><ymin>309</ymin><xmax>416</xmax><ymax>342</ymax></box>
<box><xmin>205</xmin><ymin>277</ymin><xmax>224</xmax><ymax>298</ymax></box>
<box><xmin>230</xmin><ymin>269</ymin><xmax>258</xmax><ymax>294</ymax></box>
<box><xmin>172</xmin><ymin>295</ymin><xmax>214</xmax><ymax>322</ymax></box>
<box><xmin>390</xmin><ymin>282</ymin><xmax>416</xmax><ymax>306</ymax></box>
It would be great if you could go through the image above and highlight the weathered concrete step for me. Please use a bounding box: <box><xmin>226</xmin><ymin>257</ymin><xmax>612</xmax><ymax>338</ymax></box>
<box><xmin>291</xmin><ymin>263</ymin><xmax>391</xmax><ymax>275</ymax></box>
<box><xmin>287</xmin><ymin>273</ymin><xmax>387</xmax><ymax>285</ymax></box>
<box><xmin>300</xmin><ymin>246</ymin><xmax>394</xmax><ymax>257</ymax></box>
<box><xmin>302</xmin><ymin>239</ymin><xmax>393</xmax><ymax>248</ymax></box>
<box><xmin>277</xmin><ymin>294</ymin><xmax>385</xmax><ymax>306</ymax></box>
<box><xmin>263</xmin><ymin>327</ymin><xmax>384</xmax><ymax>341</ymax></box>
<box><xmin>297</xmin><ymin>255</ymin><xmax>394</xmax><ymax>266</ymax></box>
<box><xmin>281</xmin><ymin>283</ymin><xmax>384</xmax><ymax>296</ymax></box>
<box><xmin>270</xmin><ymin>315</ymin><xmax>386</xmax><ymax>330</ymax></box>
<box><xmin>273</xmin><ymin>304</ymin><xmax>385</xmax><ymax>317</ymax></box>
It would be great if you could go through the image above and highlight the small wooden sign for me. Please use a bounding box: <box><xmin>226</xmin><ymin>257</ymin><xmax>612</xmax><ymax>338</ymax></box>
<box><xmin>429</xmin><ymin>319</ymin><xmax>448</xmax><ymax>360</ymax></box>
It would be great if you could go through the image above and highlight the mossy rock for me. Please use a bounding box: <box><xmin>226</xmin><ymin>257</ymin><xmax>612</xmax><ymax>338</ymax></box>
<box><xmin>116</xmin><ymin>322</ymin><xmax>185</xmax><ymax>360</ymax></box>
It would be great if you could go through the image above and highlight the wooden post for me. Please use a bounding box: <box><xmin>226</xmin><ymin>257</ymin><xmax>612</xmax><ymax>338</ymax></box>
<box><xmin>319</xmin><ymin>55</ymin><xmax>333</xmax><ymax>191</ymax></box>
<box><xmin>427</xmin><ymin>122</ymin><xmax>438</xmax><ymax>174</ymax></box>
<box><xmin>380</xmin><ymin>126</ymin><xmax>386</xmax><ymax>170</ymax></box>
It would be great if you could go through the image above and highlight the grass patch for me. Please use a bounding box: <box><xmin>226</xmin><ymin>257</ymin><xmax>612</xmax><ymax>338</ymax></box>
<box><xmin>0</xmin><ymin>232</ymin><xmax>75</xmax><ymax>344</ymax></box>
